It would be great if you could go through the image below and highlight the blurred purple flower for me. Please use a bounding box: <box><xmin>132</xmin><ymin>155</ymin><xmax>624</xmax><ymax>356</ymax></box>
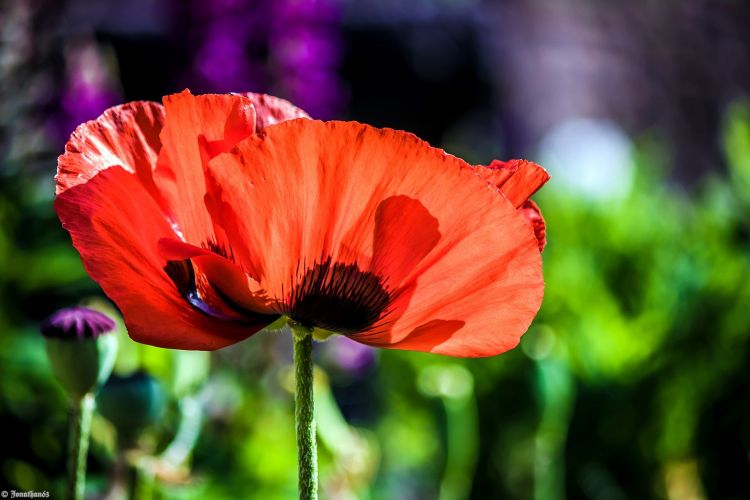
<box><xmin>180</xmin><ymin>0</ymin><xmax>345</xmax><ymax>118</ymax></box>
<box><xmin>269</xmin><ymin>0</ymin><xmax>345</xmax><ymax>118</ymax></box>
<box><xmin>194</xmin><ymin>31</ymin><xmax>257</xmax><ymax>93</ymax></box>
<box><xmin>58</xmin><ymin>41</ymin><xmax>120</xmax><ymax>139</ymax></box>
<box><xmin>273</xmin><ymin>0</ymin><xmax>339</xmax><ymax>23</ymax></box>
<box><xmin>322</xmin><ymin>335</ymin><xmax>376</xmax><ymax>376</ymax></box>
<box><xmin>271</xmin><ymin>28</ymin><xmax>341</xmax><ymax>70</ymax></box>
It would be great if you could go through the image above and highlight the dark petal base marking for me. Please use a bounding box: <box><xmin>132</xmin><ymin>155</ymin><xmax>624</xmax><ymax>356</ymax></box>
<box><xmin>203</xmin><ymin>238</ymin><xmax>236</xmax><ymax>263</ymax></box>
<box><xmin>284</xmin><ymin>258</ymin><xmax>392</xmax><ymax>334</ymax></box>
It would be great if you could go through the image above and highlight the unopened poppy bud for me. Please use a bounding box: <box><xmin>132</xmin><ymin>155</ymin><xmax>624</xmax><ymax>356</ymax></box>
<box><xmin>97</xmin><ymin>371</ymin><xmax>165</xmax><ymax>447</ymax></box>
<box><xmin>41</xmin><ymin>306</ymin><xmax>118</xmax><ymax>399</ymax></box>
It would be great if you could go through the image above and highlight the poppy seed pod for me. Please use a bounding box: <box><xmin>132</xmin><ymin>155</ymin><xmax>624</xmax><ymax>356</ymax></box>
<box><xmin>41</xmin><ymin>306</ymin><xmax>118</xmax><ymax>399</ymax></box>
<box><xmin>97</xmin><ymin>371</ymin><xmax>165</xmax><ymax>447</ymax></box>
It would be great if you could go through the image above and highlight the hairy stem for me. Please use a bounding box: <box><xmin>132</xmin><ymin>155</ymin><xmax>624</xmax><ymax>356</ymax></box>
<box><xmin>292</xmin><ymin>323</ymin><xmax>318</xmax><ymax>500</ymax></box>
<box><xmin>68</xmin><ymin>393</ymin><xmax>95</xmax><ymax>500</ymax></box>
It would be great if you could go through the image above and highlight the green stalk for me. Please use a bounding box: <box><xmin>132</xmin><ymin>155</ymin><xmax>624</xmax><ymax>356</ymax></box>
<box><xmin>133</xmin><ymin>460</ymin><xmax>156</xmax><ymax>500</ymax></box>
<box><xmin>439</xmin><ymin>392</ymin><xmax>478</xmax><ymax>500</ymax></box>
<box><xmin>160</xmin><ymin>395</ymin><xmax>203</xmax><ymax>468</ymax></box>
<box><xmin>291</xmin><ymin>323</ymin><xmax>318</xmax><ymax>500</ymax></box>
<box><xmin>534</xmin><ymin>357</ymin><xmax>574</xmax><ymax>500</ymax></box>
<box><xmin>68</xmin><ymin>393</ymin><xmax>95</xmax><ymax>500</ymax></box>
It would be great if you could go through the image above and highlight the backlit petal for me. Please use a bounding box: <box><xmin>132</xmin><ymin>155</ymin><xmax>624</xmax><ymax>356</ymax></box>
<box><xmin>157</xmin><ymin>238</ymin><xmax>276</xmax><ymax>314</ymax></box>
<box><xmin>154</xmin><ymin>90</ymin><xmax>256</xmax><ymax>254</ymax></box>
<box><xmin>236</xmin><ymin>92</ymin><xmax>310</xmax><ymax>129</ymax></box>
<box><xmin>56</xmin><ymin>166</ymin><xmax>269</xmax><ymax>350</ymax></box>
<box><xmin>477</xmin><ymin>159</ymin><xmax>550</xmax><ymax>208</ymax></box>
<box><xmin>518</xmin><ymin>200</ymin><xmax>547</xmax><ymax>252</ymax></box>
<box><xmin>206</xmin><ymin>120</ymin><xmax>544</xmax><ymax>356</ymax></box>
<box><xmin>56</xmin><ymin>101</ymin><xmax>167</xmax><ymax>212</ymax></box>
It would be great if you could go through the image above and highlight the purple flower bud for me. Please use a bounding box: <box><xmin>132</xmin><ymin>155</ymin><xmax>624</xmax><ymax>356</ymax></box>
<box><xmin>41</xmin><ymin>307</ymin><xmax>119</xmax><ymax>398</ymax></box>
<box><xmin>40</xmin><ymin>306</ymin><xmax>116</xmax><ymax>340</ymax></box>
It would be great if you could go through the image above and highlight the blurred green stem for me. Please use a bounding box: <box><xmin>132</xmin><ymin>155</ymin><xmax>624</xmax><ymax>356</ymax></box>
<box><xmin>160</xmin><ymin>395</ymin><xmax>203</xmax><ymax>468</ymax></box>
<box><xmin>292</xmin><ymin>323</ymin><xmax>318</xmax><ymax>500</ymax></box>
<box><xmin>534</xmin><ymin>358</ymin><xmax>574</xmax><ymax>500</ymax></box>
<box><xmin>68</xmin><ymin>393</ymin><xmax>95</xmax><ymax>500</ymax></box>
<box><xmin>440</xmin><ymin>394</ymin><xmax>479</xmax><ymax>500</ymax></box>
<box><xmin>133</xmin><ymin>460</ymin><xmax>155</xmax><ymax>500</ymax></box>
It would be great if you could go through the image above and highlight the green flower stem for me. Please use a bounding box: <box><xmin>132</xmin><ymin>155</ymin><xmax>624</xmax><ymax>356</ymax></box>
<box><xmin>534</xmin><ymin>358</ymin><xmax>574</xmax><ymax>500</ymax></box>
<box><xmin>159</xmin><ymin>395</ymin><xmax>203</xmax><ymax>468</ymax></box>
<box><xmin>291</xmin><ymin>323</ymin><xmax>318</xmax><ymax>500</ymax></box>
<box><xmin>439</xmin><ymin>391</ymin><xmax>478</xmax><ymax>500</ymax></box>
<box><xmin>133</xmin><ymin>459</ymin><xmax>156</xmax><ymax>500</ymax></box>
<box><xmin>67</xmin><ymin>393</ymin><xmax>95</xmax><ymax>500</ymax></box>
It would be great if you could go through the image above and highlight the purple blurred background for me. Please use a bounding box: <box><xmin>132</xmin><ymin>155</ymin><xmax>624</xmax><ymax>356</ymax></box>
<box><xmin>5</xmin><ymin>0</ymin><xmax>750</xmax><ymax>182</ymax></box>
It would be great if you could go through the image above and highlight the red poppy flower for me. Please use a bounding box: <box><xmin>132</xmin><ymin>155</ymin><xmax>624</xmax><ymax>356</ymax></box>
<box><xmin>56</xmin><ymin>90</ymin><xmax>548</xmax><ymax>357</ymax></box>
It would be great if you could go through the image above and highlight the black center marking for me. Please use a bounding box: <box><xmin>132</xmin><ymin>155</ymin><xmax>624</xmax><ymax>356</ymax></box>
<box><xmin>285</xmin><ymin>258</ymin><xmax>392</xmax><ymax>334</ymax></box>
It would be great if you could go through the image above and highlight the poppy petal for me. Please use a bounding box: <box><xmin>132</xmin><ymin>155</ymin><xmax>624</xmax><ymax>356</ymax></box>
<box><xmin>157</xmin><ymin>238</ymin><xmax>276</xmax><ymax>314</ymax></box>
<box><xmin>350</xmin><ymin>189</ymin><xmax>543</xmax><ymax>356</ymax></box>
<box><xmin>354</xmin><ymin>227</ymin><xmax>542</xmax><ymax>357</ymax></box>
<box><xmin>55</xmin><ymin>166</ymin><xmax>268</xmax><ymax>350</ymax></box>
<box><xmin>477</xmin><ymin>159</ymin><xmax>550</xmax><ymax>207</ymax></box>
<box><xmin>56</xmin><ymin>101</ymin><xmax>166</xmax><ymax>208</ymax></box>
<box><xmin>236</xmin><ymin>92</ymin><xmax>310</xmax><ymax>129</ymax></box>
<box><xmin>205</xmin><ymin>120</ymin><xmax>543</xmax><ymax>356</ymax></box>
<box><xmin>154</xmin><ymin>90</ymin><xmax>256</xmax><ymax>251</ymax></box>
<box><xmin>370</xmin><ymin>195</ymin><xmax>441</xmax><ymax>288</ymax></box>
<box><xmin>518</xmin><ymin>200</ymin><xmax>547</xmax><ymax>252</ymax></box>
